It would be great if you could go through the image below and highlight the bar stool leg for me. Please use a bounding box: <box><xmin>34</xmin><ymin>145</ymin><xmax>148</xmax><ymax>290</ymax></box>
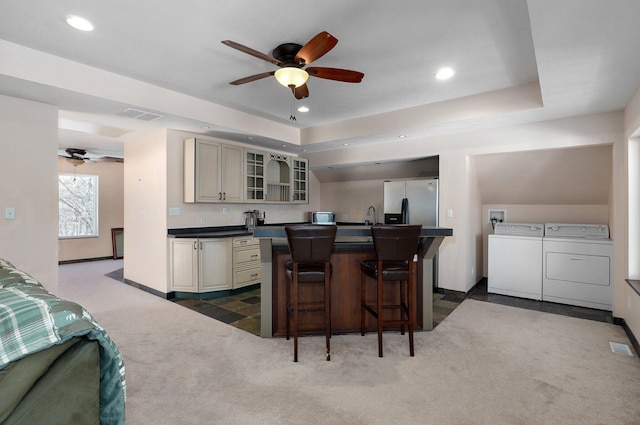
<box><xmin>360</xmin><ymin>272</ymin><xmax>366</xmax><ymax>336</ymax></box>
<box><xmin>293</xmin><ymin>264</ymin><xmax>299</xmax><ymax>362</ymax></box>
<box><xmin>408</xmin><ymin>262</ymin><xmax>415</xmax><ymax>357</ymax></box>
<box><xmin>286</xmin><ymin>271</ymin><xmax>291</xmax><ymax>341</ymax></box>
<box><xmin>325</xmin><ymin>262</ymin><xmax>331</xmax><ymax>361</ymax></box>
<box><xmin>377</xmin><ymin>260</ymin><xmax>384</xmax><ymax>358</ymax></box>
<box><xmin>399</xmin><ymin>278</ymin><xmax>406</xmax><ymax>335</ymax></box>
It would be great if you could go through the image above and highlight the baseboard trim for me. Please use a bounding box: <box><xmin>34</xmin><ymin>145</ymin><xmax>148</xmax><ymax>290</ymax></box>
<box><xmin>614</xmin><ymin>317</ymin><xmax>640</xmax><ymax>356</ymax></box>
<box><xmin>59</xmin><ymin>256</ymin><xmax>113</xmax><ymax>265</ymax></box>
<box><xmin>123</xmin><ymin>278</ymin><xmax>171</xmax><ymax>299</ymax></box>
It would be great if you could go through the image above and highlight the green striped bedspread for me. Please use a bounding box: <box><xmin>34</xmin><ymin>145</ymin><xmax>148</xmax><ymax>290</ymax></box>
<box><xmin>0</xmin><ymin>258</ymin><xmax>126</xmax><ymax>425</ymax></box>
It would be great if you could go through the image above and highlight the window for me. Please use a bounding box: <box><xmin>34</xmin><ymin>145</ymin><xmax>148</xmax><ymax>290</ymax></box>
<box><xmin>59</xmin><ymin>174</ymin><xmax>99</xmax><ymax>238</ymax></box>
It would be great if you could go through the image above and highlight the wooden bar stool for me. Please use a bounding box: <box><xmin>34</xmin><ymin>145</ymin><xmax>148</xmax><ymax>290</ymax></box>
<box><xmin>360</xmin><ymin>224</ymin><xmax>422</xmax><ymax>357</ymax></box>
<box><xmin>285</xmin><ymin>224</ymin><xmax>337</xmax><ymax>362</ymax></box>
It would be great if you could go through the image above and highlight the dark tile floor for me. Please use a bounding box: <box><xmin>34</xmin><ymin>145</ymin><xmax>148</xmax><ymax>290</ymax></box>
<box><xmin>105</xmin><ymin>268</ymin><xmax>613</xmax><ymax>336</ymax></box>
<box><xmin>172</xmin><ymin>288</ymin><xmax>262</xmax><ymax>336</ymax></box>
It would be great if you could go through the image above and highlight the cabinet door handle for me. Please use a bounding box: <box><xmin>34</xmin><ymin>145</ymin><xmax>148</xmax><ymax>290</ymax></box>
<box><xmin>193</xmin><ymin>241</ymin><xmax>197</xmax><ymax>250</ymax></box>
<box><xmin>251</xmin><ymin>254</ymin><xmax>258</xmax><ymax>259</ymax></box>
<box><xmin>222</xmin><ymin>192</ymin><xmax>226</xmax><ymax>200</ymax></box>
<box><xmin>218</xmin><ymin>192</ymin><xmax>222</xmax><ymax>200</ymax></box>
<box><xmin>251</xmin><ymin>273</ymin><xmax>258</xmax><ymax>279</ymax></box>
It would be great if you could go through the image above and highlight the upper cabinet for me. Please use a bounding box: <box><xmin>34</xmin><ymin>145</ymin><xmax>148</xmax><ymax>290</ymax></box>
<box><xmin>184</xmin><ymin>138</ymin><xmax>308</xmax><ymax>204</ymax></box>
<box><xmin>184</xmin><ymin>138</ymin><xmax>243</xmax><ymax>203</ymax></box>
<box><xmin>245</xmin><ymin>149</ymin><xmax>266</xmax><ymax>203</ymax></box>
<box><xmin>266</xmin><ymin>153</ymin><xmax>291</xmax><ymax>202</ymax></box>
<box><xmin>292</xmin><ymin>158</ymin><xmax>308</xmax><ymax>204</ymax></box>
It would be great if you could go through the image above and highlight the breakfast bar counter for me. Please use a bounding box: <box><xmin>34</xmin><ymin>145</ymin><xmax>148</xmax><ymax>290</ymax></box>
<box><xmin>253</xmin><ymin>225</ymin><xmax>453</xmax><ymax>338</ymax></box>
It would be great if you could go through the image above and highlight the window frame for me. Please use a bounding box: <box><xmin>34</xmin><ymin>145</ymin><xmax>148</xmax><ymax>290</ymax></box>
<box><xmin>58</xmin><ymin>173</ymin><xmax>99</xmax><ymax>239</ymax></box>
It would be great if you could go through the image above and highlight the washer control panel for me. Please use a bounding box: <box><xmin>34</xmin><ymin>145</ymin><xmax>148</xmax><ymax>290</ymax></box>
<box><xmin>544</xmin><ymin>223</ymin><xmax>609</xmax><ymax>239</ymax></box>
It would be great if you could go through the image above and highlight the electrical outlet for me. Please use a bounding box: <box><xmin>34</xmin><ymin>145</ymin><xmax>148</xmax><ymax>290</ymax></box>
<box><xmin>5</xmin><ymin>207</ymin><xmax>15</xmax><ymax>219</ymax></box>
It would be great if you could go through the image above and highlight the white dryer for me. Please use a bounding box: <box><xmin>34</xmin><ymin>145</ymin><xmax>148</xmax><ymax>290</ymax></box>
<box><xmin>543</xmin><ymin>223</ymin><xmax>613</xmax><ymax>311</ymax></box>
<box><xmin>488</xmin><ymin>223</ymin><xmax>544</xmax><ymax>300</ymax></box>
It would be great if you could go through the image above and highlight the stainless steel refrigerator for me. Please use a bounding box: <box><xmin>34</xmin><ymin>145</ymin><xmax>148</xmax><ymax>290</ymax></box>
<box><xmin>383</xmin><ymin>178</ymin><xmax>440</xmax><ymax>290</ymax></box>
<box><xmin>383</xmin><ymin>179</ymin><xmax>439</xmax><ymax>226</ymax></box>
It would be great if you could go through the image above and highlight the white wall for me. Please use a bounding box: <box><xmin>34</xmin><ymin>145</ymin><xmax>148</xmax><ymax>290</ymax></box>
<box><xmin>623</xmin><ymin>87</ymin><xmax>640</xmax><ymax>341</ymax></box>
<box><xmin>123</xmin><ymin>129</ymin><xmax>169</xmax><ymax>294</ymax></box>
<box><xmin>319</xmin><ymin>180</ymin><xmax>383</xmax><ymax>224</ymax></box>
<box><xmin>0</xmin><ymin>95</ymin><xmax>59</xmax><ymax>292</ymax></box>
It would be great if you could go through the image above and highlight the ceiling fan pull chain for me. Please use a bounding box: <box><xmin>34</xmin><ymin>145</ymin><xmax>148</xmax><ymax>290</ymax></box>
<box><xmin>289</xmin><ymin>97</ymin><xmax>296</xmax><ymax>121</ymax></box>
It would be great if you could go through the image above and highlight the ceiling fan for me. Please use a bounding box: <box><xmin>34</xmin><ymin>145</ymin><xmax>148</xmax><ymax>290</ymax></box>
<box><xmin>59</xmin><ymin>148</ymin><xmax>124</xmax><ymax>165</ymax></box>
<box><xmin>222</xmin><ymin>31</ymin><xmax>364</xmax><ymax>99</ymax></box>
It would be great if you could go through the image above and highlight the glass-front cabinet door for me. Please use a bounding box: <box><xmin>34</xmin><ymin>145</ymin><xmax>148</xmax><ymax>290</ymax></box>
<box><xmin>245</xmin><ymin>150</ymin><xmax>266</xmax><ymax>202</ymax></box>
<box><xmin>292</xmin><ymin>158</ymin><xmax>308</xmax><ymax>203</ymax></box>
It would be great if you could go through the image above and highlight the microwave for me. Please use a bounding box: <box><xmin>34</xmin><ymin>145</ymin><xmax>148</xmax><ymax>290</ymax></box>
<box><xmin>309</xmin><ymin>211</ymin><xmax>336</xmax><ymax>225</ymax></box>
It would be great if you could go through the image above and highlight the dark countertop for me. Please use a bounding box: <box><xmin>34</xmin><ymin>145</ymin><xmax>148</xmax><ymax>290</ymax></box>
<box><xmin>253</xmin><ymin>224</ymin><xmax>453</xmax><ymax>238</ymax></box>
<box><xmin>167</xmin><ymin>225</ymin><xmax>252</xmax><ymax>238</ymax></box>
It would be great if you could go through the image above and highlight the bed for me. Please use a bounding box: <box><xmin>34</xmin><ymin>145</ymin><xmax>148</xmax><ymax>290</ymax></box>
<box><xmin>0</xmin><ymin>258</ymin><xmax>126</xmax><ymax>425</ymax></box>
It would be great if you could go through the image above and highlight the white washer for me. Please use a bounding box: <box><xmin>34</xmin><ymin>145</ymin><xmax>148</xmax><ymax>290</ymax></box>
<box><xmin>488</xmin><ymin>223</ymin><xmax>544</xmax><ymax>300</ymax></box>
<box><xmin>543</xmin><ymin>223</ymin><xmax>613</xmax><ymax>311</ymax></box>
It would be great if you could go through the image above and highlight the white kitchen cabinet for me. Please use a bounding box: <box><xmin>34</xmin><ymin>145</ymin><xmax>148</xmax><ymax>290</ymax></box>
<box><xmin>232</xmin><ymin>236</ymin><xmax>261</xmax><ymax>289</ymax></box>
<box><xmin>291</xmin><ymin>157</ymin><xmax>308</xmax><ymax>203</ymax></box>
<box><xmin>245</xmin><ymin>149</ymin><xmax>266</xmax><ymax>202</ymax></box>
<box><xmin>184</xmin><ymin>138</ymin><xmax>243</xmax><ymax>203</ymax></box>
<box><xmin>170</xmin><ymin>238</ymin><xmax>232</xmax><ymax>292</ymax></box>
<box><xmin>265</xmin><ymin>153</ymin><xmax>291</xmax><ymax>202</ymax></box>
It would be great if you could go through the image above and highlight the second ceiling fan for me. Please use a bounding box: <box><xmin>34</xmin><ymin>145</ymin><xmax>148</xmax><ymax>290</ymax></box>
<box><xmin>222</xmin><ymin>31</ymin><xmax>364</xmax><ymax>99</ymax></box>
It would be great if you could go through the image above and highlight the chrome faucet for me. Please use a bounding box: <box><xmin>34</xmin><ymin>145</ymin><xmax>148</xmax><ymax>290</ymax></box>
<box><xmin>367</xmin><ymin>205</ymin><xmax>377</xmax><ymax>225</ymax></box>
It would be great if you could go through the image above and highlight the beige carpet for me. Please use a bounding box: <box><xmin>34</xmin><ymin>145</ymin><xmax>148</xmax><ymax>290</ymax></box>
<box><xmin>59</xmin><ymin>260</ymin><xmax>640</xmax><ymax>425</ymax></box>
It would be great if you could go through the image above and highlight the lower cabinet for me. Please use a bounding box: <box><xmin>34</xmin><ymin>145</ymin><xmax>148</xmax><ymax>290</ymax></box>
<box><xmin>232</xmin><ymin>236</ymin><xmax>261</xmax><ymax>289</ymax></box>
<box><xmin>170</xmin><ymin>238</ymin><xmax>232</xmax><ymax>292</ymax></box>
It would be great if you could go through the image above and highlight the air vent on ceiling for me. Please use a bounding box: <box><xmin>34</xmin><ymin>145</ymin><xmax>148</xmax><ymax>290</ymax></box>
<box><xmin>122</xmin><ymin>108</ymin><xmax>164</xmax><ymax>121</ymax></box>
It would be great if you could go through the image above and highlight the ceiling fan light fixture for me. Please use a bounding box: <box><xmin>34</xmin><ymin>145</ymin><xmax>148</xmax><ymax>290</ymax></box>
<box><xmin>67</xmin><ymin>157</ymin><xmax>85</xmax><ymax>165</ymax></box>
<box><xmin>274</xmin><ymin>67</ymin><xmax>309</xmax><ymax>88</ymax></box>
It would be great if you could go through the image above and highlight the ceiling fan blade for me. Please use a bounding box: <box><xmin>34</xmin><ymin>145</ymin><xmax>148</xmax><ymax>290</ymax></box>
<box><xmin>229</xmin><ymin>71</ymin><xmax>275</xmax><ymax>85</ymax></box>
<box><xmin>294</xmin><ymin>31</ymin><xmax>338</xmax><ymax>66</ymax></box>
<box><xmin>292</xmin><ymin>84</ymin><xmax>309</xmax><ymax>99</ymax></box>
<box><xmin>221</xmin><ymin>40</ymin><xmax>283</xmax><ymax>66</ymax></box>
<box><xmin>306</xmin><ymin>67</ymin><xmax>364</xmax><ymax>83</ymax></box>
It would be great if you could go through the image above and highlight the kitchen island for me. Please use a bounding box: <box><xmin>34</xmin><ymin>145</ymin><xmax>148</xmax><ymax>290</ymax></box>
<box><xmin>253</xmin><ymin>224</ymin><xmax>453</xmax><ymax>338</ymax></box>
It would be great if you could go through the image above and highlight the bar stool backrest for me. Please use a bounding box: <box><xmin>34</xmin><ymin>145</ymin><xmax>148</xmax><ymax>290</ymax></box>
<box><xmin>285</xmin><ymin>224</ymin><xmax>337</xmax><ymax>263</ymax></box>
<box><xmin>371</xmin><ymin>225</ymin><xmax>422</xmax><ymax>262</ymax></box>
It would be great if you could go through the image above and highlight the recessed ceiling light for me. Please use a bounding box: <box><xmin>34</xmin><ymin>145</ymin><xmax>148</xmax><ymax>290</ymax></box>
<box><xmin>435</xmin><ymin>67</ymin><xmax>455</xmax><ymax>80</ymax></box>
<box><xmin>301</xmin><ymin>149</ymin><xmax>308</xmax><ymax>152</ymax></box>
<box><xmin>297</xmin><ymin>106</ymin><xmax>309</xmax><ymax>113</ymax></box>
<box><xmin>201</xmin><ymin>126</ymin><xmax>210</xmax><ymax>130</ymax></box>
<box><xmin>281</xmin><ymin>144</ymin><xmax>287</xmax><ymax>147</ymax></box>
<box><xmin>66</xmin><ymin>15</ymin><xmax>94</xmax><ymax>31</ymax></box>
<box><xmin>399</xmin><ymin>134</ymin><xmax>407</xmax><ymax>138</ymax></box>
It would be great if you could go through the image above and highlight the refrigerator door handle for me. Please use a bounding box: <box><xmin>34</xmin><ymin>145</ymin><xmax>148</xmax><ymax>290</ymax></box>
<box><xmin>401</xmin><ymin>198</ymin><xmax>409</xmax><ymax>224</ymax></box>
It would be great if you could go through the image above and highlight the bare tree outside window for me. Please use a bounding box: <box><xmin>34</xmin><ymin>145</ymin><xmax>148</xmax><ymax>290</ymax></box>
<box><xmin>59</xmin><ymin>174</ymin><xmax>99</xmax><ymax>238</ymax></box>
